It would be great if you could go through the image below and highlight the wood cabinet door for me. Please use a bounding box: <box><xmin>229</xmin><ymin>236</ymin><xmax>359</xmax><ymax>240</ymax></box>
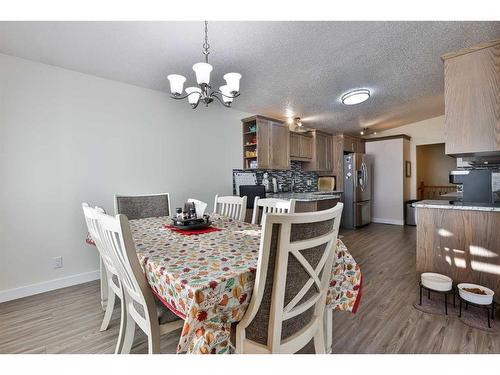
<box><xmin>356</xmin><ymin>139</ymin><xmax>365</xmax><ymax>153</ymax></box>
<box><xmin>444</xmin><ymin>43</ymin><xmax>500</xmax><ymax>155</ymax></box>
<box><xmin>316</xmin><ymin>132</ymin><xmax>328</xmax><ymax>171</ymax></box>
<box><xmin>331</xmin><ymin>135</ymin><xmax>344</xmax><ymax>191</ymax></box>
<box><xmin>289</xmin><ymin>132</ymin><xmax>301</xmax><ymax>158</ymax></box>
<box><xmin>300</xmin><ymin>135</ymin><xmax>314</xmax><ymax>159</ymax></box>
<box><xmin>269</xmin><ymin>121</ymin><xmax>290</xmax><ymax>169</ymax></box>
<box><xmin>257</xmin><ymin>119</ymin><xmax>270</xmax><ymax>169</ymax></box>
<box><xmin>343</xmin><ymin>135</ymin><xmax>355</xmax><ymax>153</ymax></box>
<box><xmin>325</xmin><ymin>134</ymin><xmax>333</xmax><ymax>171</ymax></box>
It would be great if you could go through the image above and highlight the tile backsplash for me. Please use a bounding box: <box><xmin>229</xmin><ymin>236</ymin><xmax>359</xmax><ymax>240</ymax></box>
<box><xmin>233</xmin><ymin>161</ymin><xmax>318</xmax><ymax>194</ymax></box>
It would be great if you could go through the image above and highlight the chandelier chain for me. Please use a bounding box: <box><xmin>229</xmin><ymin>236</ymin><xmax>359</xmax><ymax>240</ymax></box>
<box><xmin>202</xmin><ymin>20</ymin><xmax>210</xmax><ymax>62</ymax></box>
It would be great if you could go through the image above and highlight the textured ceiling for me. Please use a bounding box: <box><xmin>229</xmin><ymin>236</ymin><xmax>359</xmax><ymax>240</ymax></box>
<box><xmin>0</xmin><ymin>21</ymin><xmax>499</xmax><ymax>133</ymax></box>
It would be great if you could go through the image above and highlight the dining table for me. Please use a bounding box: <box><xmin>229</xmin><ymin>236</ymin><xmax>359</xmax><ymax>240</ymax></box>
<box><xmin>125</xmin><ymin>213</ymin><xmax>363</xmax><ymax>354</ymax></box>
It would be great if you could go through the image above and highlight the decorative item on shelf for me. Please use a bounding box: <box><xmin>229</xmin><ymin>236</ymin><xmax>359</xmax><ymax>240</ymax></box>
<box><xmin>245</xmin><ymin>150</ymin><xmax>257</xmax><ymax>158</ymax></box>
<box><xmin>249</xmin><ymin>160</ymin><xmax>258</xmax><ymax>169</ymax></box>
<box><xmin>248</xmin><ymin>124</ymin><xmax>257</xmax><ymax>133</ymax></box>
<box><xmin>245</xmin><ymin>136</ymin><xmax>257</xmax><ymax>146</ymax></box>
<box><xmin>167</xmin><ymin>21</ymin><xmax>241</xmax><ymax>109</ymax></box>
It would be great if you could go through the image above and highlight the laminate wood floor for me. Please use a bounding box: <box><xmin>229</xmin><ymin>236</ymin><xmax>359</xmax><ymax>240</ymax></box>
<box><xmin>1</xmin><ymin>223</ymin><xmax>499</xmax><ymax>354</ymax></box>
<box><xmin>334</xmin><ymin>224</ymin><xmax>500</xmax><ymax>354</ymax></box>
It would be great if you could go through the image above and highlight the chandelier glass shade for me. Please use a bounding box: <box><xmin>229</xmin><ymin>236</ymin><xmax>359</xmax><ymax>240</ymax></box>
<box><xmin>167</xmin><ymin>21</ymin><xmax>241</xmax><ymax>109</ymax></box>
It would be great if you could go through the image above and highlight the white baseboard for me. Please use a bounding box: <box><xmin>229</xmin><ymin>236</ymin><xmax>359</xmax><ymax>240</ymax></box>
<box><xmin>0</xmin><ymin>270</ymin><xmax>100</xmax><ymax>303</ymax></box>
<box><xmin>372</xmin><ymin>217</ymin><xmax>405</xmax><ymax>226</ymax></box>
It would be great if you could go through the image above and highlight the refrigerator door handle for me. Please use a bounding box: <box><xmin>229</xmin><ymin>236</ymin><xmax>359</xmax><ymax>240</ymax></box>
<box><xmin>362</xmin><ymin>162</ymin><xmax>368</xmax><ymax>191</ymax></box>
<box><xmin>359</xmin><ymin>162</ymin><xmax>367</xmax><ymax>192</ymax></box>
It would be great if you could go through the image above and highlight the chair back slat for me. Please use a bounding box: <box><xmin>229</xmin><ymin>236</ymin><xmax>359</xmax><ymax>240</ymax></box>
<box><xmin>213</xmin><ymin>194</ymin><xmax>247</xmax><ymax>221</ymax></box>
<box><xmin>236</xmin><ymin>203</ymin><xmax>343</xmax><ymax>354</ymax></box>
<box><xmin>82</xmin><ymin>203</ymin><xmax>115</xmax><ymax>273</ymax></box>
<box><xmin>115</xmin><ymin>193</ymin><xmax>171</xmax><ymax>219</ymax></box>
<box><xmin>252</xmin><ymin>198</ymin><xmax>296</xmax><ymax>225</ymax></box>
<box><xmin>96</xmin><ymin>212</ymin><xmax>159</xmax><ymax>332</ymax></box>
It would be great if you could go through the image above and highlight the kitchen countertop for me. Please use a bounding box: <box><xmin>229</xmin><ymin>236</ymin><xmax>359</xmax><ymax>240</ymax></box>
<box><xmin>438</xmin><ymin>191</ymin><xmax>462</xmax><ymax>199</ymax></box>
<box><xmin>267</xmin><ymin>191</ymin><xmax>343</xmax><ymax>202</ymax></box>
<box><xmin>413</xmin><ymin>200</ymin><xmax>500</xmax><ymax>212</ymax></box>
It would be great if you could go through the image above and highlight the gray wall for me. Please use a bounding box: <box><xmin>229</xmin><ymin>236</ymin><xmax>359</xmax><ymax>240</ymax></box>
<box><xmin>0</xmin><ymin>53</ymin><xmax>249</xmax><ymax>298</ymax></box>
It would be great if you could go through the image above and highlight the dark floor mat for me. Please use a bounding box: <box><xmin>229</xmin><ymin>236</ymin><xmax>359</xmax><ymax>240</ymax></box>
<box><xmin>413</xmin><ymin>292</ymin><xmax>499</xmax><ymax>333</ymax></box>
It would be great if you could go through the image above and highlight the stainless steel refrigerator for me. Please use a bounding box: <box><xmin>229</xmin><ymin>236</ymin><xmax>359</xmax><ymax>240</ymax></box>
<box><xmin>342</xmin><ymin>153</ymin><xmax>371</xmax><ymax>229</ymax></box>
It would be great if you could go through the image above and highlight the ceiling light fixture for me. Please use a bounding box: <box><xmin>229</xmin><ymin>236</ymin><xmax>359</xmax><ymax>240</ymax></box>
<box><xmin>360</xmin><ymin>127</ymin><xmax>378</xmax><ymax>136</ymax></box>
<box><xmin>167</xmin><ymin>21</ymin><xmax>241</xmax><ymax>109</ymax></box>
<box><xmin>341</xmin><ymin>89</ymin><xmax>370</xmax><ymax>105</ymax></box>
<box><xmin>294</xmin><ymin>117</ymin><xmax>303</xmax><ymax>127</ymax></box>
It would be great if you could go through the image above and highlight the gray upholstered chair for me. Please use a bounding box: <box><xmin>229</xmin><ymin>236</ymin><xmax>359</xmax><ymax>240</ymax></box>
<box><xmin>235</xmin><ymin>203</ymin><xmax>343</xmax><ymax>354</ymax></box>
<box><xmin>114</xmin><ymin>193</ymin><xmax>171</xmax><ymax>220</ymax></box>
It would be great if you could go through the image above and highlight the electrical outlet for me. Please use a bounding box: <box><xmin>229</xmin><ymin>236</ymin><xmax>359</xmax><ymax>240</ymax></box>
<box><xmin>53</xmin><ymin>256</ymin><xmax>63</xmax><ymax>269</ymax></box>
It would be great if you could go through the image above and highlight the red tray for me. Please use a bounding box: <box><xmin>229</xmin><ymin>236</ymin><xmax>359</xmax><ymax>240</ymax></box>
<box><xmin>163</xmin><ymin>224</ymin><xmax>222</xmax><ymax>235</ymax></box>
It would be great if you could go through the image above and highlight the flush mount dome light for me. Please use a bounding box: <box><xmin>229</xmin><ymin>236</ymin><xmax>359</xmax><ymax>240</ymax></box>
<box><xmin>341</xmin><ymin>89</ymin><xmax>370</xmax><ymax>105</ymax></box>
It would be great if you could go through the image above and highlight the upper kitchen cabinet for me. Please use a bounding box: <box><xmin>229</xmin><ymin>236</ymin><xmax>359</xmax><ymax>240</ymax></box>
<box><xmin>331</xmin><ymin>135</ymin><xmax>344</xmax><ymax>191</ymax></box>
<box><xmin>290</xmin><ymin>132</ymin><xmax>313</xmax><ymax>160</ymax></box>
<box><xmin>442</xmin><ymin>39</ymin><xmax>500</xmax><ymax>156</ymax></box>
<box><xmin>303</xmin><ymin>130</ymin><xmax>333</xmax><ymax>173</ymax></box>
<box><xmin>242</xmin><ymin>115</ymin><xmax>290</xmax><ymax>170</ymax></box>
<box><xmin>343</xmin><ymin>134</ymin><xmax>365</xmax><ymax>154</ymax></box>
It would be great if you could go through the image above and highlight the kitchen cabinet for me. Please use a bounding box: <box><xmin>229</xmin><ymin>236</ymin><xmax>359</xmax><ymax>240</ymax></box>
<box><xmin>290</xmin><ymin>132</ymin><xmax>313</xmax><ymax>160</ymax></box>
<box><xmin>331</xmin><ymin>135</ymin><xmax>344</xmax><ymax>191</ymax></box>
<box><xmin>441</xmin><ymin>40</ymin><xmax>500</xmax><ymax>156</ymax></box>
<box><xmin>343</xmin><ymin>135</ymin><xmax>365</xmax><ymax>154</ymax></box>
<box><xmin>416</xmin><ymin>206</ymin><xmax>500</xmax><ymax>297</ymax></box>
<box><xmin>294</xmin><ymin>198</ymin><xmax>341</xmax><ymax>213</ymax></box>
<box><xmin>269</xmin><ymin>120</ymin><xmax>290</xmax><ymax>169</ymax></box>
<box><xmin>242</xmin><ymin>115</ymin><xmax>290</xmax><ymax>170</ymax></box>
<box><xmin>303</xmin><ymin>130</ymin><xmax>333</xmax><ymax>173</ymax></box>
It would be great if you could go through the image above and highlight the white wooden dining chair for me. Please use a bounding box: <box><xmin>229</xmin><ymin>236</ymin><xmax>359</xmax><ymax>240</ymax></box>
<box><xmin>96</xmin><ymin>211</ymin><xmax>183</xmax><ymax>354</ymax></box>
<box><xmin>82</xmin><ymin>203</ymin><xmax>126</xmax><ymax>353</ymax></box>
<box><xmin>114</xmin><ymin>193</ymin><xmax>172</xmax><ymax>219</ymax></box>
<box><xmin>235</xmin><ymin>203</ymin><xmax>343</xmax><ymax>354</ymax></box>
<box><xmin>251</xmin><ymin>197</ymin><xmax>296</xmax><ymax>225</ymax></box>
<box><xmin>213</xmin><ymin>194</ymin><xmax>247</xmax><ymax>221</ymax></box>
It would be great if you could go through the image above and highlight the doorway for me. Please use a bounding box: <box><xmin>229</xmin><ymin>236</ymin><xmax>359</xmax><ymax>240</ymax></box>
<box><xmin>416</xmin><ymin>143</ymin><xmax>456</xmax><ymax>199</ymax></box>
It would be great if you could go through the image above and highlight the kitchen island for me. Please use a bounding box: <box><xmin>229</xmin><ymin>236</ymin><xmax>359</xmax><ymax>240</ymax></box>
<box><xmin>267</xmin><ymin>191</ymin><xmax>342</xmax><ymax>212</ymax></box>
<box><xmin>414</xmin><ymin>200</ymin><xmax>500</xmax><ymax>297</ymax></box>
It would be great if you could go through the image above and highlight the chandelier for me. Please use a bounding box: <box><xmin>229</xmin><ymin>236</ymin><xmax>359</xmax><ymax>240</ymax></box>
<box><xmin>167</xmin><ymin>21</ymin><xmax>241</xmax><ymax>109</ymax></box>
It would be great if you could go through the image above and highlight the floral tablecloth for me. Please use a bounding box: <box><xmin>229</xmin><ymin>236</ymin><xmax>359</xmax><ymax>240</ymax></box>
<box><xmin>129</xmin><ymin>214</ymin><xmax>362</xmax><ymax>354</ymax></box>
